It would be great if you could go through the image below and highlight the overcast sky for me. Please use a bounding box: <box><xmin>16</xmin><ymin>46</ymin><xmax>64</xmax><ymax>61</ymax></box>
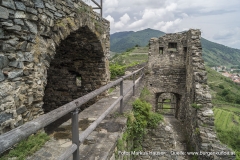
<box><xmin>86</xmin><ymin>0</ymin><xmax>240</xmax><ymax>49</ymax></box>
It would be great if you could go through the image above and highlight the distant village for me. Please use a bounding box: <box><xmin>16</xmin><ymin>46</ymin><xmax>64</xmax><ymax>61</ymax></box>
<box><xmin>211</xmin><ymin>66</ymin><xmax>240</xmax><ymax>84</ymax></box>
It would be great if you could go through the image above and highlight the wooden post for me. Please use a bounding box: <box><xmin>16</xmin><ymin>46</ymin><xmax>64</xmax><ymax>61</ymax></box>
<box><xmin>133</xmin><ymin>73</ymin><xmax>135</xmax><ymax>96</ymax></box>
<box><xmin>120</xmin><ymin>79</ymin><xmax>123</xmax><ymax>113</ymax></box>
<box><xmin>72</xmin><ymin>109</ymin><xmax>80</xmax><ymax>160</ymax></box>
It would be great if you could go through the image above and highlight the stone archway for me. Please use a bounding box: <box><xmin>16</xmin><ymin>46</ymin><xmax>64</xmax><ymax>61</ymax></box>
<box><xmin>0</xmin><ymin>1</ymin><xmax>110</xmax><ymax>134</ymax></box>
<box><xmin>43</xmin><ymin>26</ymin><xmax>108</xmax><ymax>113</ymax></box>
<box><xmin>156</xmin><ymin>92</ymin><xmax>181</xmax><ymax>119</ymax></box>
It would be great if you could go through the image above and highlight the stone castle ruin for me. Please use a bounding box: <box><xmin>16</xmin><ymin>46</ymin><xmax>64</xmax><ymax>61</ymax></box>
<box><xmin>146</xmin><ymin>29</ymin><xmax>235</xmax><ymax>159</ymax></box>
<box><xmin>0</xmin><ymin>0</ymin><xmax>236</xmax><ymax>159</ymax></box>
<box><xmin>0</xmin><ymin>0</ymin><xmax>110</xmax><ymax>134</ymax></box>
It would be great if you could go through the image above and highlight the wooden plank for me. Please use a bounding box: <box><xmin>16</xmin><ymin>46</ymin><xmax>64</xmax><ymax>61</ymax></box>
<box><xmin>79</xmin><ymin>96</ymin><xmax>123</xmax><ymax>143</ymax></box>
<box><xmin>0</xmin><ymin>67</ymin><xmax>145</xmax><ymax>154</ymax></box>
<box><xmin>58</xmin><ymin>144</ymin><xmax>77</xmax><ymax>160</ymax></box>
<box><xmin>77</xmin><ymin>74</ymin><xmax>143</xmax><ymax>144</ymax></box>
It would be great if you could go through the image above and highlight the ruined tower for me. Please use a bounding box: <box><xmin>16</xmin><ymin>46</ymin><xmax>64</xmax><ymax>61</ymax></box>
<box><xmin>146</xmin><ymin>29</ymin><xmax>235</xmax><ymax>160</ymax></box>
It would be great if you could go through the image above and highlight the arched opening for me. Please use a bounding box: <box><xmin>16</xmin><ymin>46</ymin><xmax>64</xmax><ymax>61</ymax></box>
<box><xmin>156</xmin><ymin>92</ymin><xmax>181</xmax><ymax>118</ymax></box>
<box><xmin>42</xmin><ymin>26</ymin><xmax>109</xmax><ymax>113</ymax></box>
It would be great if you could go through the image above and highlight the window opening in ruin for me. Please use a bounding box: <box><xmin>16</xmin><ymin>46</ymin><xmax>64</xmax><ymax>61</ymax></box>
<box><xmin>150</xmin><ymin>84</ymin><xmax>152</xmax><ymax>86</ymax></box>
<box><xmin>168</xmin><ymin>42</ymin><xmax>177</xmax><ymax>52</ymax></box>
<box><xmin>159</xmin><ymin>47</ymin><xmax>164</xmax><ymax>54</ymax></box>
<box><xmin>76</xmin><ymin>74</ymin><xmax>82</xmax><ymax>87</ymax></box>
<box><xmin>183</xmin><ymin>47</ymin><xmax>187</xmax><ymax>53</ymax></box>
<box><xmin>157</xmin><ymin>93</ymin><xmax>176</xmax><ymax>115</ymax></box>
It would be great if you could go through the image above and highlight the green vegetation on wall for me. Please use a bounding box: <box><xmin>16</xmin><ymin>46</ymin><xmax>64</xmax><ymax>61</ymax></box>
<box><xmin>0</xmin><ymin>132</ymin><xmax>50</xmax><ymax>160</ymax></box>
<box><xmin>116</xmin><ymin>88</ymin><xmax>162</xmax><ymax>159</ymax></box>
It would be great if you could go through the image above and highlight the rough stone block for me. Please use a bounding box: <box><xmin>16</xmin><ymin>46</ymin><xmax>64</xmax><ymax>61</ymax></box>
<box><xmin>14</xmin><ymin>11</ymin><xmax>26</xmax><ymax>18</ymax></box>
<box><xmin>5</xmin><ymin>25</ymin><xmax>21</xmax><ymax>31</ymax></box>
<box><xmin>44</xmin><ymin>10</ymin><xmax>53</xmax><ymax>18</ymax></box>
<box><xmin>0</xmin><ymin>112</ymin><xmax>13</xmax><ymax>123</ymax></box>
<box><xmin>33</xmin><ymin>0</ymin><xmax>44</xmax><ymax>8</ymax></box>
<box><xmin>45</xmin><ymin>2</ymin><xmax>56</xmax><ymax>11</ymax></box>
<box><xmin>26</xmin><ymin>13</ymin><xmax>38</xmax><ymax>21</ymax></box>
<box><xmin>2</xmin><ymin>43</ymin><xmax>15</xmax><ymax>51</ymax></box>
<box><xmin>26</xmin><ymin>7</ymin><xmax>37</xmax><ymax>15</ymax></box>
<box><xmin>16</xmin><ymin>41</ymin><xmax>27</xmax><ymax>51</ymax></box>
<box><xmin>66</xmin><ymin>0</ymin><xmax>74</xmax><ymax>8</ymax></box>
<box><xmin>1</xmin><ymin>0</ymin><xmax>16</xmax><ymax>10</ymax></box>
<box><xmin>54</xmin><ymin>12</ymin><xmax>62</xmax><ymax>17</ymax></box>
<box><xmin>9</xmin><ymin>61</ymin><xmax>24</xmax><ymax>69</ymax></box>
<box><xmin>0</xmin><ymin>71</ymin><xmax>5</xmax><ymax>82</ymax></box>
<box><xmin>14</xmin><ymin>19</ymin><xmax>24</xmax><ymax>25</ymax></box>
<box><xmin>0</xmin><ymin>54</ymin><xmax>9</xmax><ymax>69</ymax></box>
<box><xmin>8</xmin><ymin>69</ymin><xmax>23</xmax><ymax>79</ymax></box>
<box><xmin>15</xmin><ymin>1</ymin><xmax>26</xmax><ymax>11</ymax></box>
<box><xmin>24</xmin><ymin>21</ymin><xmax>37</xmax><ymax>34</ymax></box>
<box><xmin>5</xmin><ymin>38</ymin><xmax>18</xmax><ymax>46</ymax></box>
<box><xmin>16</xmin><ymin>106</ymin><xmax>27</xmax><ymax>114</ymax></box>
<box><xmin>0</xmin><ymin>6</ymin><xmax>9</xmax><ymax>19</ymax></box>
<box><xmin>0</xmin><ymin>28</ymin><xmax>4</xmax><ymax>38</ymax></box>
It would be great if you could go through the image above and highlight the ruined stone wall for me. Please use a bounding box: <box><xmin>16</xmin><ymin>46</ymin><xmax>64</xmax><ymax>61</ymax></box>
<box><xmin>0</xmin><ymin>0</ymin><xmax>110</xmax><ymax>134</ymax></box>
<box><xmin>185</xmin><ymin>30</ymin><xmax>234</xmax><ymax>160</ymax></box>
<box><xmin>147</xmin><ymin>29</ymin><xmax>235</xmax><ymax>159</ymax></box>
<box><xmin>147</xmin><ymin>33</ymin><xmax>187</xmax><ymax>119</ymax></box>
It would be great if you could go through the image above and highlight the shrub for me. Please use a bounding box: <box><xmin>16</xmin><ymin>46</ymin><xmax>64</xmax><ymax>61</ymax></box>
<box><xmin>218</xmin><ymin>84</ymin><xmax>225</xmax><ymax>89</ymax></box>
<box><xmin>221</xmin><ymin>89</ymin><xmax>230</xmax><ymax>96</ymax></box>
<box><xmin>147</xmin><ymin>112</ymin><xmax>163</xmax><ymax>129</ymax></box>
<box><xmin>109</xmin><ymin>64</ymin><xmax>126</xmax><ymax>79</ymax></box>
<box><xmin>118</xmin><ymin>97</ymin><xmax>163</xmax><ymax>152</ymax></box>
<box><xmin>191</xmin><ymin>103</ymin><xmax>202</xmax><ymax>109</ymax></box>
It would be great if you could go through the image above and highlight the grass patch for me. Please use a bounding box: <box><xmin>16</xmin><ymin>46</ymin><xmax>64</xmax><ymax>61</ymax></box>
<box><xmin>108</xmin><ymin>87</ymin><xmax>115</xmax><ymax>94</ymax></box>
<box><xmin>0</xmin><ymin>132</ymin><xmax>50</xmax><ymax>160</ymax></box>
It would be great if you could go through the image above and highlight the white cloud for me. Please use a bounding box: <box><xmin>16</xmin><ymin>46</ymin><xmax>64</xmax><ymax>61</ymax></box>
<box><xmin>105</xmin><ymin>15</ymin><xmax>115</xmax><ymax>25</ymax></box>
<box><xmin>166</xmin><ymin>3</ymin><xmax>177</xmax><ymax>12</ymax></box>
<box><xmin>128</xmin><ymin>20</ymin><xmax>144</xmax><ymax>29</ymax></box>
<box><xmin>115</xmin><ymin>22</ymin><xmax>124</xmax><ymax>29</ymax></box>
<box><xmin>104</xmin><ymin>0</ymin><xmax>118</xmax><ymax>8</ymax></box>
<box><xmin>120</xmin><ymin>13</ymin><xmax>130</xmax><ymax>24</ymax></box>
<box><xmin>101</xmin><ymin>0</ymin><xmax>240</xmax><ymax>49</ymax></box>
<box><xmin>113</xmin><ymin>13</ymin><xmax>131</xmax><ymax>30</ymax></box>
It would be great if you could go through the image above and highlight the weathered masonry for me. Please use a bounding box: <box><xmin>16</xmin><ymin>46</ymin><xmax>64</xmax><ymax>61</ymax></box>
<box><xmin>0</xmin><ymin>0</ymin><xmax>110</xmax><ymax>134</ymax></box>
<box><xmin>147</xmin><ymin>29</ymin><xmax>235</xmax><ymax>160</ymax></box>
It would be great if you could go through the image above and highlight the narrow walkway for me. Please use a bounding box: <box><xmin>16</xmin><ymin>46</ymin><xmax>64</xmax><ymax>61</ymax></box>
<box><xmin>27</xmin><ymin>80</ymin><xmax>143</xmax><ymax>160</ymax></box>
<box><xmin>138</xmin><ymin>114</ymin><xmax>190</xmax><ymax>160</ymax></box>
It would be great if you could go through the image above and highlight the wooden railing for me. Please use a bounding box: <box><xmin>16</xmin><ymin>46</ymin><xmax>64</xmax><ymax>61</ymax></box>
<box><xmin>0</xmin><ymin>66</ymin><xmax>145</xmax><ymax>160</ymax></box>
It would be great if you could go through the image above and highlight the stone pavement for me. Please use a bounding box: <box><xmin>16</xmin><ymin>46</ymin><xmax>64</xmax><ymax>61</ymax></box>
<box><xmin>27</xmin><ymin>79</ymin><xmax>144</xmax><ymax>160</ymax></box>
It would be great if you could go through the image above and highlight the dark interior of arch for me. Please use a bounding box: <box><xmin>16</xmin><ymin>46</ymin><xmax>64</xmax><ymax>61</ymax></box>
<box><xmin>156</xmin><ymin>92</ymin><xmax>181</xmax><ymax>118</ymax></box>
<box><xmin>43</xmin><ymin>26</ymin><xmax>106</xmax><ymax>113</ymax></box>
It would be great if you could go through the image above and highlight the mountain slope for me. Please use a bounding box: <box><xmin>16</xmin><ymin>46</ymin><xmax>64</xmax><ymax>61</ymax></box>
<box><xmin>201</xmin><ymin>38</ymin><xmax>240</xmax><ymax>66</ymax></box>
<box><xmin>110</xmin><ymin>28</ymin><xmax>165</xmax><ymax>53</ymax></box>
<box><xmin>110</xmin><ymin>28</ymin><xmax>240</xmax><ymax>67</ymax></box>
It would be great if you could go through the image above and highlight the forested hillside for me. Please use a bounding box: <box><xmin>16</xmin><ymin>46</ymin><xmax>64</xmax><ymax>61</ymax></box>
<box><xmin>110</xmin><ymin>29</ymin><xmax>240</xmax><ymax>67</ymax></box>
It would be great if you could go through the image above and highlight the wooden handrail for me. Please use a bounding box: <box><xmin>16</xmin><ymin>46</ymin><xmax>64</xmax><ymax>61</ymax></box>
<box><xmin>0</xmin><ymin>66</ymin><xmax>145</xmax><ymax>156</ymax></box>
